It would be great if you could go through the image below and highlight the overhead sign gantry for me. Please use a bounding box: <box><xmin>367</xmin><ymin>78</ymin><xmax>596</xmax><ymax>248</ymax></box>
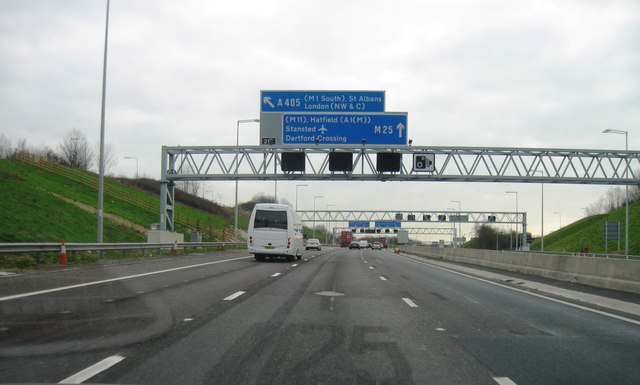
<box><xmin>159</xmin><ymin>89</ymin><xmax>640</xmax><ymax>241</ymax></box>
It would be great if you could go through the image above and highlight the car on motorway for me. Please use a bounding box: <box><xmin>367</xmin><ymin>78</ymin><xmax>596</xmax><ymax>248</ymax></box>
<box><xmin>359</xmin><ymin>240</ymin><xmax>369</xmax><ymax>248</ymax></box>
<box><xmin>348</xmin><ymin>241</ymin><xmax>361</xmax><ymax>249</ymax></box>
<box><xmin>372</xmin><ymin>242</ymin><xmax>383</xmax><ymax>250</ymax></box>
<box><xmin>305</xmin><ymin>238</ymin><xmax>321</xmax><ymax>250</ymax></box>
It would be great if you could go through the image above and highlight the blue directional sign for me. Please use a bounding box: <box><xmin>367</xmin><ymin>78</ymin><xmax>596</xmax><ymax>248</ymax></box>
<box><xmin>282</xmin><ymin>113</ymin><xmax>408</xmax><ymax>145</ymax></box>
<box><xmin>261</xmin><ymin>90</ymin><xmax>385</xmax><ymax>113</ymax></box>
<box><xmin>349</xmin><ymin>221</ymin><xmax>370</xmax><ymax>228</ymax></box>
<box><xmin>375</xmin><ymin>221</ymin><xmax>401</xmax><ymax>228</ymax></box>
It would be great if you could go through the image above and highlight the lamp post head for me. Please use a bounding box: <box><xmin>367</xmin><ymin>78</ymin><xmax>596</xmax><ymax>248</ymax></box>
<box><xmin>602</xmin><ymin>129</ymin><xmax>627</xmax><ymax>135</ymax></box>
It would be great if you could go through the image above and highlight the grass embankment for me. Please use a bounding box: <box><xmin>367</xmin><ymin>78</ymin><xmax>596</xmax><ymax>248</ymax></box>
<box><xmin>529</xmin><ymin>200</ymin><xmax>639</xmax><ymax>255</ymax></box>
<box><xmin>0</xmin><ymin>158</ymin><xmax>246</xmax><ymax>267</ymax></box>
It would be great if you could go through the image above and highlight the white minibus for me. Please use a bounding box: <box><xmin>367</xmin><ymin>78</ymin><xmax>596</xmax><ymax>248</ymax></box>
<box><xmin>247</xmin><ymin>203</ymin><xmax>303</xmax><ymax>261</ymax></box>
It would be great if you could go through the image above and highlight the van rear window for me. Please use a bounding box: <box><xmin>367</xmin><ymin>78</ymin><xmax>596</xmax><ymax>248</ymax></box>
<box><xmin>254</xmin><ymin>210</ymin><xmax>288</xmax><ymax>230</ymax></box>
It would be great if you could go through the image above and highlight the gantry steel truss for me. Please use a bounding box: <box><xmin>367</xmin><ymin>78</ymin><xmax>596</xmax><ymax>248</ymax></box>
<box><xmin>160</xmin><ymin>145</ymin><xmax>639</xmax><ymax>232</ymax></box>
<box><xmin>333</xmin><ymin>227</ymin><xmax>457</xmax><ymax>235</ymax></box>
<box><xmin>301</xmin><ymin>210</ymin><xmax>520</xmax><ymax>242</ymax></box>
<box><xmin>296</xmin><ymin>210</ymin><xmax>524</xmax><ymax>224</ymax></box>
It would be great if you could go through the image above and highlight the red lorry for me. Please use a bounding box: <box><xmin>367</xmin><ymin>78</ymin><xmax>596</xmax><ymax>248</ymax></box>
<box><xmin>340</xmin><ymin>231</ymin><xmax>353</xmax><ymax>247</ymax></box>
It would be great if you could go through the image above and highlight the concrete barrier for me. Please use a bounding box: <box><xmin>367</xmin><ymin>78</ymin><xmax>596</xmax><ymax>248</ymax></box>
<box><xmin>405</xmin><ymin>246</ymin><xmax>640</xmax><ymax>294</ymax></box>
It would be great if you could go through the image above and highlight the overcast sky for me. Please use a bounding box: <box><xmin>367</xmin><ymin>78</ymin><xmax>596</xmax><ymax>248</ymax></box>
<box><xmin>1</xmin><ymin>0</ymin><xmax>638</xmax><ymax>241</ymax></box>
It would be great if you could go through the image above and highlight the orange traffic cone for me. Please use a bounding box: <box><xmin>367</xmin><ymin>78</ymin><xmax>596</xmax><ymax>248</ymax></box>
<box><xmin>59</xmin><ymin>240</ymin><xmax>68</xmax><ymax>265</ymax></box>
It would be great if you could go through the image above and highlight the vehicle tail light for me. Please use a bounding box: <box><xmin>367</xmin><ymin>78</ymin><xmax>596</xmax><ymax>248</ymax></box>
<box><xmin>249</xmin><ymin>236</ymin><xmax>253</xmax><ymax>245</ymax></box>
<box><xmin>287</xmin><ymin>237</ymin><xmax>291</xmax><ymax>249</ymax></box>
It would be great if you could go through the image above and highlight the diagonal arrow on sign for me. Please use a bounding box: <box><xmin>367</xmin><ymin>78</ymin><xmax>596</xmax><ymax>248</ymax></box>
<box><xmin>263</xmin><ymin>96</ymin><xmax>275</xmax><ymax>108</ymax></box>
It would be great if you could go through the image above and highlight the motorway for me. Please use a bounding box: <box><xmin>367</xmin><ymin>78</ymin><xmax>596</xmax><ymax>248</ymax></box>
<box><xmin>1</xmin><ymin>247</ymin><xmax>639</xmax><ymax>384</ymax></box>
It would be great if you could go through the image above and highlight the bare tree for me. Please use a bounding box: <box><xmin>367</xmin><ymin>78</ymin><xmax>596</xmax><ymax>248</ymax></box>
<box><xmin>16</xmin><ymin>138</ymin><xmax>28</xmax><ymax>154</ymax></box>
<box><xmin>174</xmin><ymin>163</ymin><xmax>203</xmax><ymax>196</ymax></box>
<box><xmin>0</xmin><ymin>134</ymin><xmax>11</xmax><ymax>159</ymax></box>
<box><xmin>94</xmin><ymin>142</ymin><xmax>118</xmax><ymax>176</ymax></box>
<box><xmin>605</xmin><ymin>187</ymin><xmax>625</xmax><ymax>212</ymax></box>
<box><xmin>58</xmin><ymin>128</ymin><xmax>94</xmax><ymax>170</ymax></box>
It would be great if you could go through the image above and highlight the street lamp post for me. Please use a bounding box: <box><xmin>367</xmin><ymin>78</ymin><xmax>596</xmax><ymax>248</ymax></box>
<box><xmin>234</xmin><ymin>119</ymin><xmax>260</xmax><ymax>242</ymax></box>
<box><xmin>554</xmin><ymin>212</ymin><xmax>562</xmax><ymax>230</ymax></box>
<box><xmin>295</xmin><ymin>184</ymin><xmax>308</xmax><ymax>211</ymax></box>
<box><xmin>97</xmin><ymin>0</ymin><xmax>110</xmax><ymax>243</ymax></box>
<box><xmin>450</xmin><ymin>200</ymin><xmax>461</xmax><ymax>246</ymax></box>
<box><xmin>602</xmin><ymin>129</ymin><xmax>629</xmax><ymax>257</ymax></box>
<box><xmin>326</xmin><ymin>204</ymin><xmax>335</xmax><ymax>244</ymax></box>
<box><xmin>534</xmin><ymin>170</ymin><xmax>544</xmax><ymax>251</ymax></box>
<box><xmin>124</xmin><ymin>156</ymin><xmax>138</xmax><ymax>179</ymax></box>
<box><xmin>313</xmin><ymin>195</ymin><xmax>323</xmax><ymax>238</ymax></box>
<box><xmin>506</xmin><ymin>191</ymin><xmax>519</xmax><ymax>250</ymax></box>
<box><xmin>447</xmin><ymin>207</ymin><xmax>457</xmax><ymax>245</ymax></box>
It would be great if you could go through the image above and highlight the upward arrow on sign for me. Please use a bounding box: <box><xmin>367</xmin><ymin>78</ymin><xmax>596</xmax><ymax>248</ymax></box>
<box><xmin>397</xmin><ymin>123</ymin><xmax>405</xmax><ymax>138</ymax></box>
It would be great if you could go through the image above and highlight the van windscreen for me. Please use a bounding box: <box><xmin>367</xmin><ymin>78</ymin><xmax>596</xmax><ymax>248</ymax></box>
<box><xmin>254</xmin><ymin>210</ymin><xmax>288</xmax><ymax>230</ymax></box>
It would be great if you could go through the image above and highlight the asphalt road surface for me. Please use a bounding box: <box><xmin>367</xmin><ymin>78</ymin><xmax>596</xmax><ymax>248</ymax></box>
<box><xmin>1</xmin><ymin>247</ymin><xmax>639</xmax><ymax>384</ymax></box>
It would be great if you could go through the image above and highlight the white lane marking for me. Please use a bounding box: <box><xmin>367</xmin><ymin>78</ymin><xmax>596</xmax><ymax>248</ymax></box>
<box><xmin>402</xmin><ymin>298</ymin><xmax>418</xmax><ymax>308</ymax></box>
<box><xmin>0</xmin><ymin>255</ymin><xmax>253</xmax><ymax>302</ymax></box>
<box><xmin>223</xmin><ymin>291</ymin><xmax>245</xmax><ymax>301</ymax></box>
<box><xmin>397</xmin><ymin>254</ymin><xmax>640</xmax><ymax>326</ymax></box>
<box><xmin>493</xmin><ymin>377</ymin><xmax>518</xmax><ymax>385</ymax></box>
<box><xmin>369</xmin><ymin>266</ymin><xmax>374</xmax><ymax>270</ymax></box>
<box><xmin>59</xmin><ymin>354</ymin><xmax>125</xmax><ymax>384</ymax></box>
<box><xmin>464</xmin><ymin>296</ymin><xmax>481</xmax><ymax>305</ymax></box>
<box><xmin>379</xmin><ymin>276</ymin><xmax>387</xmax><ymax>281</ymax></box>
<box><xmin>291</xmin><ymin>264</ymin><xmax>298</xmax><ymax>267</ymax></box>
<box><xmin>271</xmin><ymin>272</ymin><xmax>281</xmax><ymax>277</ymax></box>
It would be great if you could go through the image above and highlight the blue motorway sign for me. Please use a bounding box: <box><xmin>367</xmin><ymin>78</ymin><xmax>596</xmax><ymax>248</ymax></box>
<box><xmin>283</xmin><ymin>113</ymin><xmax>408</xmax><ymax>145</ymax></box>
<box><xmin>374</xmin><ymin>221</ymin><xmax>401</xmax><ymax>228</ymax></box>
<box><xmin>349</xmin><ymin>221</ymin><xmax>370</xmax><ymax>228</ymax></box>
<box><xmin>261</xmin><ymin>90</ymin><xmax>385</xmax><ymax>113</ymax></box>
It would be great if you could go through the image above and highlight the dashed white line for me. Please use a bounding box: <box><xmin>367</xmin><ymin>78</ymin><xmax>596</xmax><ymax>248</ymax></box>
<box><xmin>291</xmin><ymin>264</ymin><xmax>298</xmax><ymax>267</ymax></box>
<box><xmin>223</xmin><ymin>291</ymin><xmax>245</xmax><ymax>301</ymax></box>
<box><xmin>493</xmin><ymin>377</ymin><xmax>518</xmax><ymax>385</ymax></box>
<box><xmin>402</xmin><ymin>297</ymin><xmax>418</xmax><ymax>308</ymax></box>
<box><xmin>464</xmin><ymin>296</ymin><xmax>481</xmax><ymax>304</ymax></box>
<box><xmin>271</xmin><ymin>272</ymin><xmax>281</xmax><ymax>277</ymax></box>
<box><xmin>1</xmin><ymin>255</ymin><xmax>253</xmax><ymax>302</ymax></box>
<box><xmin>58</xmin><ymin>354</ymin><xmax>125</xmax><ymax>384</ymax></box>
<box><xmin>379</xmin><ymin>276</ymin><xmax>387</xmax><ymax>281</ymax></box>
<box><xmin>369</xmin><ymin>266</ymin><xmax>374</xmax><ymax>270</ymax></box>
